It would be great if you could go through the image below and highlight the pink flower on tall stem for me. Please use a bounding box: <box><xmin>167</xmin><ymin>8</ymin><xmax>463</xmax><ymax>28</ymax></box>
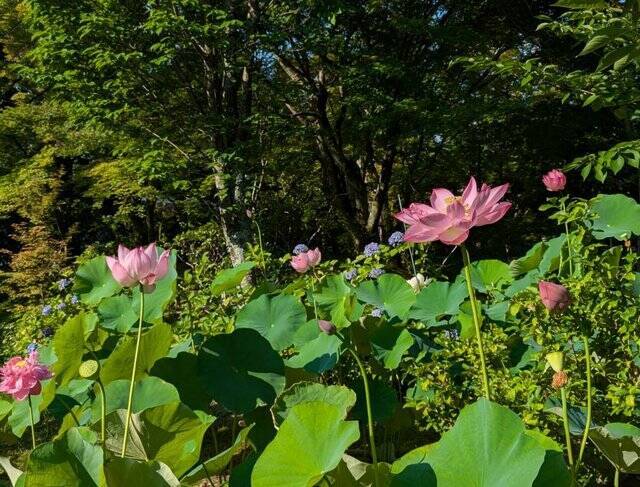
<box><xmin>542</xmin><ymin>169</ymin><xmax>566</xmax><ymax>192</ymax></box>
<box><xmin>394</xmin><ymin>177</ymin><xmax>511</xmax><ymax>245</ymax></box>
<box><xmin>106</xmin><ymin>243</ymin><xmax>170</xmax><ymax>292</ymax></box>
<box><xmin>538</xmin><ymin>280</ymin><xmax>570</xmax><ymax>313</ymax></box>
<box><xmin>291</xmin><ymin>248</ymin><xmax>321</xmax><ymax>273</ymax></box>
<box><xmin>0</xmin><ymin>351</ymin><xmax>52</xmax><ymax>401</ymax></box>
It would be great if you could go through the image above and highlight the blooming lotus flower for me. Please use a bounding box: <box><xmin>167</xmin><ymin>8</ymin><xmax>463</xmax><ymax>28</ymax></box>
<box><xmin>538</xmin><ymin>281</ymin><xmax>570</xmax><ymax>313</ymax></box>
<box><xmin>291</xmin><ymin>248</ymin><xmax>321</xmax><ymax>273</ymax></box>
<box><xmin>106</xmin><ymin>243</ymin><xmax>170</xmax><ymax>293</ymax></box>
<box><xmin>395</xmin><ymin>177</ymin><xmax>511</xmax><ymax>246</ymax></box>
<box><xmin>542</xmin><ymin>169</ymin><xmax>566</xmax><ymax>192</ymax></box>
<box><xmin>317</xmin><ymin>319</ymin><xmax>336</xmax><ymax>335</ymax></box>
<box><xmin>0</xmin><ymin>351</ymin><xmax>52</xmax><ymax>401</ymax></box>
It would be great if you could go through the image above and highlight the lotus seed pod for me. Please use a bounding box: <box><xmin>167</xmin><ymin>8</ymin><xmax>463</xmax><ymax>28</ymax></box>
<box><xmin>551</xmin><ymin>370</ymin><xmax>568</xmax><ymax>389</ymax></box>
<box><xmin>545</xmin><ymin>351</ymin><xmax>564</xmax><ymax>373</ymax></box>
<box><xmin>79</xmin><ymin>359</ymin><xmax>99</xmax><ymax>379</ymax></box>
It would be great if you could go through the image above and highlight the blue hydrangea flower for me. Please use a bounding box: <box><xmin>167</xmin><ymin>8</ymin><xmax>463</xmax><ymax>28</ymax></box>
<box><xmin>371</xmin><ymin>308</ymin><xmax>383</xmax><ymax>318</ymax></box>
<box><xmin>56</xmin><ymin>302</ymin><xmax>66</xmax><ymax>310</ymax></box>
<box><xmin>292</xmin><ymin>244</ymin><xmax>309</xmax><ymax>255</ymax></box>
<box><xmin>42</xmin><ymin>305</ymin><xmax>52</xmax><ymax>316</ymax></box>
<box><xmin>26</xmin><ymin>342</ymin><xmax>38</xmax><ymax>353</ymax></box>
<box><xmin>42</xmin><ymin>326</ymin><xmax>54</xmax><ymax>338</ymax></box>
<box><xmin>344</xmin><ymin>269</ymin><xmax>357</xmax><ymax>281</ymax></box>
<box><xmin>363</xmin><ymin>242</ymin><xmax>380</xmax><ymax>257</ymax></box>
<box><xmin>57</xmin><ymin>278</ymin><xmax>72</xmax><ymax>290</ymax></box>
<box><xmin>388</xmin><ymin>231</ymin><xmax>404</xmax><ymax>247</ymax></box>
<box><xmin>368</xmin><ymin>268</ymin><xmax>385</xmax><ymax>279</ymax></box>
<box><xmin>444</xmin><ymin>329</ymin><xmax>459</xmax><ymax>340</ymax></box>
<box><xmin>71</xmin><ymin>295</ymin><xmax>79</xmax><ymax>305</ymax></box>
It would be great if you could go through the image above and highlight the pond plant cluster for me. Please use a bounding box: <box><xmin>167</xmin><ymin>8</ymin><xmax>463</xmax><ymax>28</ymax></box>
<box><xmin>2</xmin><ymin>171</ymin><xmax>640</xmax><ymax>487</ymax></box>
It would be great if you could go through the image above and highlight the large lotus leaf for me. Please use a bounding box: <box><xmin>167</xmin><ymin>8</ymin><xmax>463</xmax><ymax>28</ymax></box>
<box><xmin>538</xmin><ymin>235</ymin><xmax>566</xmax><ymax>276</ymax></box>
<box><xmin>505</xmin><ymin>270</ymin><xmax>541</xmax><ymax>298</ymax></box>
<box><xmin>356</xmin><ymin>274</ymin><xmax>416</xmax><ymax>320</ymax></box>
<box><xmin>53</xmin><ymin>313</ymin><xmax>98</xmax><ymax>386</ymax></box>
<box><xmin>589</xmin><ymin>422</ymin><xmax>640</xmax><ymax>473</ymax></box>
<box><xmin>467</xmin><ymin>259</ymin><xmax>513</xmax><ymax>292</ymax></box>
<box><xmin>426</xmin><ymin>399</ymin><xmax>547</xmax><ymax>486</ymax></box>
<box><xmin>408</xmin><ymin>280</ymin><xmax>467</xmax><ymax>326</ymax></box>
<box><xmin>74</xmin><ymin>256</ymin><xmax>120</xmax><ymax>306</ymax></box>
<box><xmin>100</xmin><ymin>322</ymin><xmax>173</xmax><ymax>384</ymax></box>
<box><xmin>251</xmin><ymin>402</ymin><xmax>360</xmax><ymax>487</ymax></box>
<box><xmin>181</xmin><ymin>426</ymin><xmax>253</xmax><ymax>485</ymax></box>
<box><xmin>286</xmin><ymin>329</ymin><xmax>342</xmax><ymax>374</ymax></box>
<box><xmin>229</xmin><ymin>453</ymin><xmax>258</xmax><ymax>487</ymax></box>
<box><xmin>235</xmin><ymin>294</ymin><xmax>307</xmax><ymax>350</ymax></box>
<box><xmin>90</xmin><ymin>377</ymin><xmax>179</xmax><ymax>423</ymax></box>
<box><xmin>329</xmin><ymin>455</ymin><xmax>392</xmax><ymax>486</ymax></box>
<box><xmin>526</xmin><ymin>429</ymin><xmax>572</xmax><ymax>487</ymax></box>
<box><xmin>197</xmin><ymin>328</ymin><xmax>285</xmax><ymax>414</ymax></box>
<box><xmin>369</xmin><ymin>322</ymin><xmax>414</xmax><ymax>370</ymax></box>
<box><xmin>391</xmin><ymin>445</ymin><xmax>437</xmax><ymax>486</ymax></box>
<box><xmin>131</xmin><ymin>251</ymin><xmax>178</xmax><ymax>324</ymax></box>
<box><xmin>352</xmin><ymin>379</ymin><xmax>398</xmax><ymax>423</ymax></box>
<box><xmin>104</xmin><ymin>458</ymin><xmax>179</xmax><ymax>486</ymax></box>
<box><xmin>314</xmin><ymin>274</ymin><xmax>363</xmax><ymax>327</ymax></box>
<box><xmin>104</xmin><ymin>402</ymin><xmax>214</xmax><ymax>477</ymax></box>
<box><xmin>272</xmin><ymin>382</ymin><xmax>356</xmax><ymax>425</ymax></box>
<box><xmin>151</xmin><ymin>352</ymin><xmax>211</xmax><ymax>411</ymax></box>
<box><xmin>210</xmin><ymin>261</ymin><xmax>256</xmax><ymax>296</ymax></box>
<box><xmin>97</xmin><ymin>295</ymin><xmax>138</xmax><ymax>333</ymax></box>
<box><xmin>22</xmin><ymin>427</ymin><xmax>104</xmax><ymax>487</ymax></box>
<box><xmin>589</xmin><ymin>194</ymin><xmax>640</xmax><ymax>240</ymax></box>
<box><xmin>509</xmin><ymin>241</ymin><xmax>548</xmax><ymax>278</ymax></box>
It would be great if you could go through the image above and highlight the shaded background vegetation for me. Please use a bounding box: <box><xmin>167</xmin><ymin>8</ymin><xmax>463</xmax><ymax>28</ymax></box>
<box><xmin>0</xmin><ymin>0</ymin><xmax>636</xmax><ymax>343</ymax></box>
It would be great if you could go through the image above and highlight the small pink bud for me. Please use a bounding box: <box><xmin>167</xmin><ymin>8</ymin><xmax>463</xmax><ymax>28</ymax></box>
<box><xmin>538</xmin><ymin>281</ymin><xmax>570</xmax><ymax>313</ymax></box>
<box><xmin>542</xmin><ymin>169</ymin><xmax>566</xmax><ymax>192</ymax></box>
<box><xmin>317</xmin><ymin>319</ymin><xmax>336</xmax><ymax>335</ymax></box>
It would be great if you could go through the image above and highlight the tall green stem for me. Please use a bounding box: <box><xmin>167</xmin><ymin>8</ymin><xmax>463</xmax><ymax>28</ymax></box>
<box><xmin>28</xmin><ymin>394</ymin><xmax>36</xmax><ymax>450</ymax></box>
<box><xmin>460</xmin><ymin>245</ymin><xmax>490</xmax><ymax>399</ymax></box>
<box><xmin>348</xmin><ymin>348</ymin><xmax>379</xmax><ymax>487</ymax></box>
<box><xmin>576</xmin><ymin>335</ymin><xmax>592</xmax><ymax>474</ymax></box>
<box><xmin>614</xmin><ymin>468</ymin><xmax>620</xmax><ymax>487</ymax></box>
<box><xmin>560</xmin><ymin>387</ymin><xmax>575</xmax><ymax>472</ymax></box>
<box><xmin>96</xmin><ymin>379</ymin><xmax>107</xmax><ymax>444</ymax></box>
<box><xmin>253</xmin><ymin>219</ymin><xmax>266</xmax><ymax>276</ymax></box>
<box><xmin>121</xmin><ymin>288</ymin><xmax>145</xmax><ymax>457</ymax></box>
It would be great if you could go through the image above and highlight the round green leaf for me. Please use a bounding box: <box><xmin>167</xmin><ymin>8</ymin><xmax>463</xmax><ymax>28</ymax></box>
<box><xmin>151</xmin><ymin>352</ymin><xmax>212</xmax><ymax>411</ymax></box>
<box><xmin>53</xmin><ymin>313</ymin><xmax>98</xmax><ymax>386</ymax></box>
<box><xmin>589</xmin><ymin>422</ymin><xmax>640</xmax><ymax>473</ymax></box>
<box><xmin>314</xmin><ymin>274</ymin><xmax>363</xmax><ymax>327</ymax></box>
<box><xmin>210</xmin><ymin>261</ymin><xmax>256</xmax><ymax>296</ymax></box>
<box><xmin>97</xmin><ymin>295</ymin><xmax>138</xmax><ymax>332</ymax></box>
<box><xmin>74</xmin><ymin>256</ymin><xmax>120</xmax><ymax>306</ymax></box>
<box><xmin>235</xmin><ymin>294</ymin><xmax>306</xmax><ymax>350</ymax></box>
<box><xmin>286</xmin><ymin>327</ymin><xmax>342</xmax><ymax>374</ymax></box>
<box><xmin>272</xmin><ymin>382</ymin><xmax>356</xmax><ymax>425</ymax></box>
<box><xmin>197</xmin><ymin>328</ymin><xmax>285</xmax><ymax>414</ymax></box>
<box><xmin>589</xmin><ymin>194</ymin><xmax>640</xmax><ymax>240</ymax></box>
<box><xmin>369</xmin><ymin>322</ymin><xmax>414</xmax><ymax>370</ymax></box>
<box><xmin>356</xmin><ymin>274</ymin><xmax>416</xmax><ymax>319</ymax></box>
<box><xmin>251</xmin><ymin>402</ymin><xmax>360</xmax><ymax>487</ymax></box>
<box><xmin>408</xmin><ymin>280</ymin><xmax>467</xmax><ymax>326</ymax></box>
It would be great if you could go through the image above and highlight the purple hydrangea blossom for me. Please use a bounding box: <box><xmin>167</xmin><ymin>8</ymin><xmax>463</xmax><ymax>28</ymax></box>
<box><xmin>344</xmin><ymin>269</ymin><xmax>357</xmax><ymax>281</ymax></box>
<box><xmin>363</xmin><ymin>242</ymin><xmax>380</xmax><ymax>257</ymax></box>
<box><xmin>56</xmin><ymin>302</ymin><xmax>66</xmax><ymax>310</ymax></box>
<box><xmin>26</xmin><ymin>342</ymin><xmax>38</xmax><ymax>353</ymax></box>
<box><xmin>42</xmin><ymin>305</ymin><xmax>52</xmax><ymax>316</ymax></box>
<box><xmin>71</xmin><ymin>295</ymin><xmax>79</xmax><ymax>305</ymax></box>
<box><xmin>371</xmin><ymin>307</ymin><xmax>384</xmax><ymax>318</ymax></box>
<box><xmin>368</xmin><ymin>268</ymin><xmax>385</xmax><ymax>279</ymax></box>
<box><xmin>388</xmin><ymin>231</ymin><xmax>404</xmax><ymax>247</ymax></box>
<box><xmin>293</xmin><ymin>244</ymin><xmax>309</xmax><ymax>255</ymax></box>
<box><xmin>57</xmin><ymin>278</ymin><xmax>72</xmax><ymax>290</ymax></box>
<box><xmin>444</xmin><ymin>329</ymin><xmax>459</xmax><ymax>340</ymax></box>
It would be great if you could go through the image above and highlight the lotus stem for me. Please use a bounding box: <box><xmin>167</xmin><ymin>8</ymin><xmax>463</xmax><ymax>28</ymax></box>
<box><xmin>96</xmin><ymin>378</ymin><xmax>107</xmax><ymax>444</ymax></box>
<box><xmin>252</xmin><ymin>218</ymin><xmax>266</xmax><ymax>276</ymax></box>
<box><xmin>28</xmin><ymin>394</ymin><xmax>36</xmax><ymax>449</ymax></box>
<box><xmin>560</xmin><ymin>387</ymin><xmax>575</xmax><ymax>471</ymax></box>
<box><xmin>348</xmin><ymin>348</ymin><xmax>379</xmax><ymax>487</ymax></box>
<box><xmin>576</xmin><ymin>335</ymin><xmax>592</xmax><ymax>475</ymax></box>
<box><xmin>614</xmin><ymin>467</ymin><xmax>620</xmax><ymax>487</ymax></box>
<box><xmin>561</xmin><ymin>200</ymin><xmax>573</xmax><ymax>276</ymax></box>
<box><xmin>460</xmin><ymin>245</ymin><xmax>491</xmax><ymax>399</ymax></box>
<box><xmin>121</xmin><ymin>287</ymin><xmax>145</xmax><ymax>457</ymax></box>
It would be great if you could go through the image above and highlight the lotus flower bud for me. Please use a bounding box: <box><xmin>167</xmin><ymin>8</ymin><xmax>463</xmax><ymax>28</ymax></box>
<box><xmin>407</xmin><ymin>273</ymin><xmax>427</xmax><ymax>293</ymax></box>
<box><xmin>317</xmin><ymin>319</ymin><xmax>336</xmax><ymax>335</ymax></box>
<box><xmin>538</xmin><ymin>281</ymin><xmax>570</xmax><ymax>313</ymax></box>
<box><xmin>542</xmin><ymin>169</ymin><xmax>566</xmax><ymax>192</ymax></box>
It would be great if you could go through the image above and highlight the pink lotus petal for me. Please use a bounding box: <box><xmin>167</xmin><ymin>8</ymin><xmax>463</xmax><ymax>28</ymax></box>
<box><xmin>117</xmin><ymin>245</ymin><xmax>131</xmax><ymax>263</ymax></box>
<box><xmin>291</xmin><ymin>253</ymin><xmax>310</xmax><ymax>273</ymax></box>
<box><xmin>430</xmin><ymin>188</ymin><xmax>455</xmax><ymax>213</ymax></box>
<box><xmin>106</xmin><ymin>256</ymin><xmax>137</xmax><ymax>287</ymax></box>
<box><xmin>461</xmin><ymin>177</ymin><xmax>478</xmax><ymax>207</ymax></box>
<box><xmin>153</xmin><ymin>250</ymin><xmax>171</xmax><ymax>281</ymax></box>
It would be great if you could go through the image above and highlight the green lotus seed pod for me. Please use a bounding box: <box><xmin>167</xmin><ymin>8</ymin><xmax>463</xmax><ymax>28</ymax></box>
<box><xmin>78</xmin><ymin>359</ymin><xmax>99</xmax><ymax>379</ymax></box>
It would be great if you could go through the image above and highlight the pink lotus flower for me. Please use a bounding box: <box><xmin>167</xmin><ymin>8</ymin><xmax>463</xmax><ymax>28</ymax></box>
<box><xmin>106</xmin><ymin>243</ymin><xmax>170</xmax><ymax>292</ymax></box>
<box><xmin>291</xmin><ymin>248</ymin><xmax>321</xmax><ymax>273</ymax></box>
<box><xmin>542</xmin><ymin>169</ymin><xmax>566</xmax><ymax>192</ymax></box>
<box><xmin>395</xmin><ymin>177</ymin><xmax>511</xmax><ymax>245</ymax></box>
<box><xmin>0</xmin><ymin>351</ymin><xmax>52</xmax><ymax>401</ymax></box>
<box><xmin>538</xmin><ymin>281</ymin><xmax>570</xmax><ymax>313</ymax></box>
